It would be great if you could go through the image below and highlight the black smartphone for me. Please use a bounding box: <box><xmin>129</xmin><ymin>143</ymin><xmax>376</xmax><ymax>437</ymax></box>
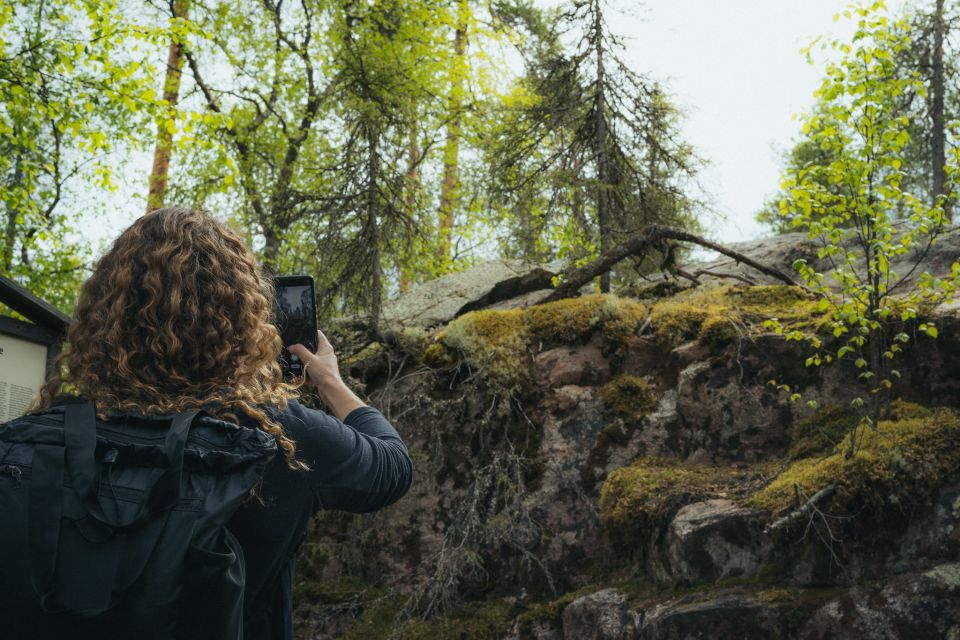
<box><xmin>273</xmin><ymin>275</ymin><xmax>317</xmax><ymax>380</ymax></box>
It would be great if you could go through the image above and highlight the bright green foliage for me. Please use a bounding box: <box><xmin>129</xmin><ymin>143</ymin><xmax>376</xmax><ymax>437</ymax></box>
<box><xmin>0</xmin><ymin>0</ymin><xmax>175</xmax><ymax>312</ymax></box>
<box><xmin>767</xmin><ymin>2</ymin><xmax>960</xmax><ymax>455</ymax></box>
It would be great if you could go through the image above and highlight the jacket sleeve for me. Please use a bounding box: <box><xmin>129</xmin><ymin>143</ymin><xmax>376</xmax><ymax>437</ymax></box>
<box><xmin>282</xmin><ymin>401</ymin><xmax>413</xmax><ymax>513</ymax></box>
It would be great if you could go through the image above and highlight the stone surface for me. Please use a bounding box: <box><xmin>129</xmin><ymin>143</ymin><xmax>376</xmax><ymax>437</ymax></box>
<box><xmin>640</xmin><ymin>593</ymin><xmax>799</xmax><ymax>639</ymax></box>
<box><xmin>381</xmin><ymin>259</ymin><xmax>565</xmax><ymax>329</ymax></box>
<box><xmin>534</xmin><ymin>341</ymin><xmax>611</xmax><ymax>388</ymax></box>
<box><xmin>561</xmin><ymin>589</ymin><xmax>641</xmax><ymax>640</ymax></box>
<box><xmin>665</xmin><ymin>499</ymin><xmax>766</xmax><ymax>585</ymax></box>
<box><xmin>686</xmin><ymin>223</ymin><xmax>960</xmax><ymax>291</ymax></box>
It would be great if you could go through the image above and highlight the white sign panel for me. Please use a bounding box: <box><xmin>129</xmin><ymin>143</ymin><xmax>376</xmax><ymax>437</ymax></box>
<box><xmin>0</xmin><ymin>334</ymin><xmax>47</xmax><ymax>422</ymax></box>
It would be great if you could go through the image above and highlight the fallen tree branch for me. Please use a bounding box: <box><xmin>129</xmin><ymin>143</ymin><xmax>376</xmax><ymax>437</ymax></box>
<box><xmin>765</xmin><ymin>483</ymin><xmax>837</xmax><ymax>534</ymax></box>
<box><xmin>542</xmin><ymin>225</ymin><xmax>801</xmax><ymax>303</ymax></box>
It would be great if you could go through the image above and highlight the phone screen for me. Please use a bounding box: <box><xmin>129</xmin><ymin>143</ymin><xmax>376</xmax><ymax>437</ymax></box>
<box><xmin>273</xmin><ymin>275</ymin><xmax>317</xmax><ymax>380</ymax></box>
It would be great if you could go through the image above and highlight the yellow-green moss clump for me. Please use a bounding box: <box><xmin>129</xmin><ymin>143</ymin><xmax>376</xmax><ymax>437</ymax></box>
<box><xmin>440</xmin><ymin>308</ymin><xmax>530</xmax><ymax>389</ymax></box>
<box><xmin>524</xmin><ymin>293</ymin><xmax>647</xmax><ymax>346</ymax></box>
<box><xmin>749</xmin><ymin>403</ymin><xmax>960</xmax><ymax>516</ymax></box>
<box><xmin>647</xmin><ymin>284</ymin><xmax>824</xmax><ymax>349</ymax></box>
<box><xmin>600</xmin><ymin>375</ymin><xmax>658</xmax><ymax>422</ymax></box>
<box><xmin>599</xmin><ymin>457</ymin><xmax>773</xmax><ymax>540</ymax></box>
<box><xmin>437</xmin><ymin>294</ymin><xmax>647</xmax><ymax>389</ymax></box>
<box><xmin>344</xmin><ymin>341</ymin><xmax>384</xmax><ymax>366</ymax></box>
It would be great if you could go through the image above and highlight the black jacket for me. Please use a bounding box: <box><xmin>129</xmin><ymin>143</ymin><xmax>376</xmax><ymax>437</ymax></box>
<box><xmin>228</xmin><ymin>400</ymin><xmax>412</xmax><ymax>639</ymax></box>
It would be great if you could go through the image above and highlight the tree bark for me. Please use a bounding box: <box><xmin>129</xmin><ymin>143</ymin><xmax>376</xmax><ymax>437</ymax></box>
<box><xmin>592</xmin><ymin>0</ymin><xmax>612</xmax><ymax>293</ymax></box>
<box><xmin>367</xmin><ymin>123</ymin><xmax>382</xmax><ymax>336</ymax></box>
<box><xmin>400</xmin><ymin>122</ymin><xmax>420</xmax><ymax>292</ymax></box>
<box><xmin>146</xmin><ymin>0</ymin><xmax>189</xmax><ymax>214</ymax></box>
<box><xmin>437</xmin><ymin>2</ymin><xmax>467</xmax><ymax>271</ymax></box>
<box><xmin>541</xmin><ymin>225</ymin><xmax>801</xmax><ymax>304</ymax></box>
<box><xmin>932</xmin><ymin>0</ymin><xmax>949</xmax><ymax>221</ymax></box>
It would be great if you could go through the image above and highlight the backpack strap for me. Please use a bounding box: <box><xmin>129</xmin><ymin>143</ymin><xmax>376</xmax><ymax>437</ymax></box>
<box><xmin>64</xmin><ymin>402</ymin><xmax>199</xmax><ymax>529</ymax></box>
<box><xmin>28</xmin><ymin>442</ymin><xmax>66</xmax><ymax>609</ymax></box>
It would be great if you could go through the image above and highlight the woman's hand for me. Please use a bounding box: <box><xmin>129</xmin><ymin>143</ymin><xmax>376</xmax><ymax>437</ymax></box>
<box><xmin>289</xmin><ymin>329</ymin><xmax>340</xmax><ymax>386</ymax></box>
<box><xmin>288</xmin><ymin>330</ymin><xmax>365</xmax><ymax>420</ymax></box>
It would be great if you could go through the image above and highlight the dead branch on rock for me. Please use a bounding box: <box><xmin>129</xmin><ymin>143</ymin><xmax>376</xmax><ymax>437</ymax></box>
<box><xmin>541</xmin><ymin>225</ymin><xmax>801</xmax><ymax>303</ymax></box>
<box><xmin>765</xmin><ymin>484</ymin><xmax>838</xmax><ymax>534</ymax></box>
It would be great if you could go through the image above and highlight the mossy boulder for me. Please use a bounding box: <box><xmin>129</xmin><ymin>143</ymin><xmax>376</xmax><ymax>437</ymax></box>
<box><xmin>599</xmin><ymin>457</ymin><xmax>775</xmax><ymax>543</ymax></box>
<box><xmin>437</xmin><ymin>294</ymin><xmax>647</xmax><ymax>390</ymax></box>
<box><xmin>647</xmin><ymin>284</ymin><xmax>824</xmax><ymax>351</ymax></box>
<box><xmin>749</xmin><ymin>405</ymin><xmax>960</xmax><ymax>529</ymax></box>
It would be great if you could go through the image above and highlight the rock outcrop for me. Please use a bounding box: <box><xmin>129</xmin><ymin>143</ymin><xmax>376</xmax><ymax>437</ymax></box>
<box><xmin>294</xmin><ymin>230</ymin><xmax>960</xmax><ymax>639</ymax></box>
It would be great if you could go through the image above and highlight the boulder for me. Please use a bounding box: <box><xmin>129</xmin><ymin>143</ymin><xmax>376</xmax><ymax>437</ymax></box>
<box><xmin>561</xmin><ymin>589</ymin><xmax>641</xmax><ymax>640</ymax></box>
<box><xmin>534</xmin><ymin>342</ymin><xmax>611</xmax><ymax>388</ymax></box>
<box><xmin>381</xmin><ymin>259</ymin><xmax>565</xmax><ymax>330</ymax></box>
<box><xmin>640</xmin><ymin>593</ymin><xmax>800</xmax><ymax>639</ymax></box>
<box><xmin>800</xmin><ymin>563</ymin><xmax>960</xmax><ymax>639</ymax></box>
<box><xmin>664</xmin><ymin>499</ymin><xmax>766</xmax><ymax>585</ymax></box>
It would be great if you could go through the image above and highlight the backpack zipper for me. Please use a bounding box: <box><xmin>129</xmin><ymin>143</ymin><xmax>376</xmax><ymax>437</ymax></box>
<box><xmin>0</xmin><ymin>464</ymin><xmax>25</xmax><ymax>486</ymax></box>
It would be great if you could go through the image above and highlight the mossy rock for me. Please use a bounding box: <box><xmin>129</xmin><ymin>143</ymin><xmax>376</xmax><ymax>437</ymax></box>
<box><xmin>788</xmin><ymin>405</ymin><xmax>859</xmax><ymax>460</ymax></box>
<box><xmin>647</xmin><ymin>284</ymin><xmax>827</xmax><ymax>349</ymax></box>
<box><xmin>699</xmin><ymin>315</ymin><xmax>740</xmax><ymax>354</ymax></box>
<box><xmin>600</xmin><ymin>375</ymin><xmax>658</xmax><ymax>422</ymax></box>
<box><xmin>440</xmin><ymin>308</ymin><xmax>530</xmax><ymax>390</ymax></box>
<box><xmin>748</xmin><ymin>405</ymin><xmax>960</xmax><ymax>523</ymax></box>
<box><xmin>438</xmin><ymin>294</ymin><xmax>646</xmax><ymax>390</ymax></box>
<box><xmin>599</xmin><ymin>457</ymin><xmax>774</xmax><ymax>541</ymax></box>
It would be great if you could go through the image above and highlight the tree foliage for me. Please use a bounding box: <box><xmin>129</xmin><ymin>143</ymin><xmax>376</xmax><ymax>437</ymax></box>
<box><xmin>0</xmin><ymin>0</ymin><xmax>171</xmax><ymax>311</ymax></box>
<box><xmin>765</xmin><ymin>2</ymin><xmax>960</xmax><ymax>456</ymax></box>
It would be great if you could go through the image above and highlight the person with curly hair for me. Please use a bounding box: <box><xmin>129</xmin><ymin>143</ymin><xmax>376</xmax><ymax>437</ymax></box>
<box><xmin>26</xmin><ymin>207</ymin><xmax>413</xmax><ymax>639</ymax></box>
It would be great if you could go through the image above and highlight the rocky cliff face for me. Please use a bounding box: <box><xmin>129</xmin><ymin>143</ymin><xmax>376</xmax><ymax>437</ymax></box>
<box><xmin>293</xmin><ymin>232</ymin><xmax>960</xmax><ymax>640</ymax></box>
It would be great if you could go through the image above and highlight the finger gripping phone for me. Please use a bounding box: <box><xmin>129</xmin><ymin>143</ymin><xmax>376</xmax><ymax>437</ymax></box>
<box><xmin>273</xmin><ymin>275</ymin><xmax>317</xmax><ymax>380</ymax></box>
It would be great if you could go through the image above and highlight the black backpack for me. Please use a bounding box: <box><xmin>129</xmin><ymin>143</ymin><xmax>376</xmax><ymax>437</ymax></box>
<box><xmin>0</xmin><ymin>396</ymin><xmax>278</xmax><ymax>639</ymax></box>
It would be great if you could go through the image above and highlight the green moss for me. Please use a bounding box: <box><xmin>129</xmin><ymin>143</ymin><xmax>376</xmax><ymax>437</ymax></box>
<box><xmin>525</xmin><ymin>293</ymin><xmax>647</xmax><ymax>347</ymax></box>
<box><xmin>526</xmin><ymin>295</ymin><xmax>607</xmax><ymax>343</ymax></box>
<box><xmin>748</xmin><ymin>407</ymin><xmax>960</xmax><ymax>516</ymax></box>
<box><xmin>648</xmin><ymin>284</ymin><xmax>827</xmax><ymax>349</ymax></box>
<box><xmin>788</xmin><ymin>405</ymin><xmax>859</xmax><ymax>460</ymax></box>
<box><xmin>599</xmin><ymin>375</ymin><xmax>658</xmax><ymax>422</ymax></box>
<box><xmin>440</xmin><ymin>309</ymin><xmax>530</xmax><ymax>390</ymax></box>
<box><xmin>736</xmin><ymin>284</ymin><xmax>812</xmax><ymax>309</ymax></box>
<box><xmin>344</xmin><ymin>341</ymin><xmax>384</xmax><ymax>366</ymax></box>
<box><xmin>423</xmin><ymin>341</ymin><xmax>457</xmax><ymax>368</ymax></box>
<box><xmin>397</xmin><ymin>327</ymin><xmax>431</xmax><ymax>355</ymax></box>
<box><xmin>885</xmin><ymin>399</ymin><xmax>933</xmax><ymax>421</ymax></box>
<box><xmin>698</xmin><ymin>315</ymin><xmax>740</xmax><ymax>354</ymax></box>
<box><xmin>649</xmin><ymin>301</ymin><xmax>714</xmax><ymax>347</ymax></box>
<box><xmin>439</xmin><ymin>294</ymin><xmax>646</xmax><ymax>390</ymax></box>
<box><xmin>599</xmin><ymin>457</ymin><xmax>775</xmax><ymax>540</ymax></box>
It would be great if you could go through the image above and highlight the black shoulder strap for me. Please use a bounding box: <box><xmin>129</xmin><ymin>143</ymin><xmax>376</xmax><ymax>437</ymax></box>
<box><xmin>64</xmin><ymin>402</ymin><xmax>199</xmax><ymax>529</ymax></box>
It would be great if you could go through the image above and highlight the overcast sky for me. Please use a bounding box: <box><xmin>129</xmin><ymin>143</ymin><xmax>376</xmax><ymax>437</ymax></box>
<box><xmin>594</xmin><ymin>0</ymin><xmax>906</xmax><ymax>244</ymax></box>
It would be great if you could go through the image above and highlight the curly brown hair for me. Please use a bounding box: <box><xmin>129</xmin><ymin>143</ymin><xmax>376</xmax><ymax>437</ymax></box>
<box><xmin>29</xmin><ymin>207</ymin><xmax>304</xmax><ymax>468</ymax></box>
